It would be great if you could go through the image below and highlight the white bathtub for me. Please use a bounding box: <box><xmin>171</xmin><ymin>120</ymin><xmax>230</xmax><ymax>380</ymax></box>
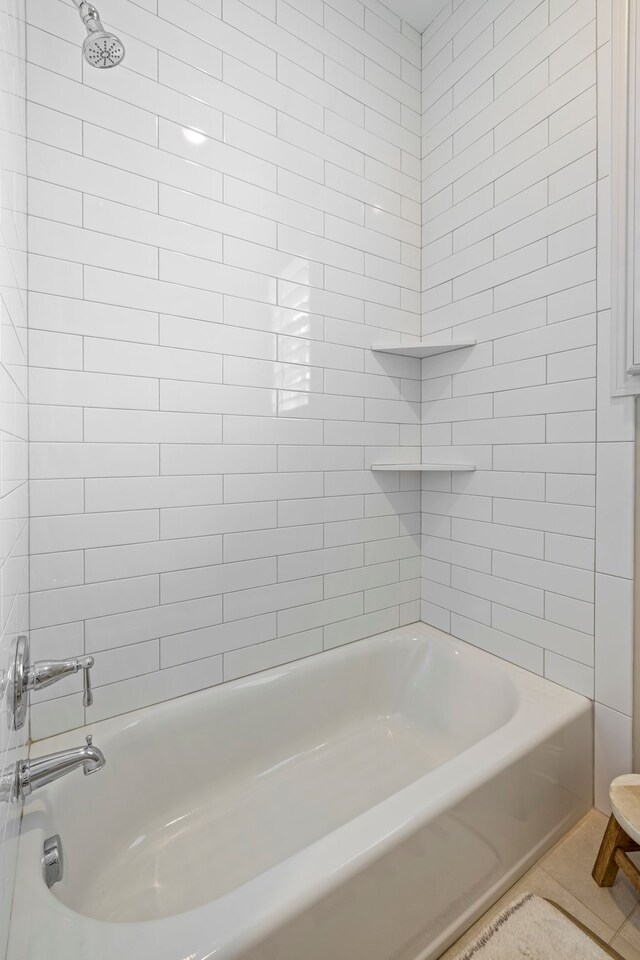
<box><xmin>8</xmin><ymin>623</ymin><xmax>592</xmax><ymax>960</ymax></box>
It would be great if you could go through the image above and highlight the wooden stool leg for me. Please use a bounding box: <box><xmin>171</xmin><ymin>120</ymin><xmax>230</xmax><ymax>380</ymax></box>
<box><xmin>593</xmin><ymin>815</ymin><xmax>635</xmax><ymax>887</ymax></box>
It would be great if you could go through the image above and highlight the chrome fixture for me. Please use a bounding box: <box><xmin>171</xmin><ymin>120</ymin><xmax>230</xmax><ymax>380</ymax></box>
<box><xmin>71</xmin><ymin>0</ymin><xmax>125</xmax><ymax>68</ymax></box>
<box><xmin>0</xmin><ymin>736</ymin><xmax>106</xmax><ymax>802</ymax></box>
<box><xmin>43</xmin><ymin>835</ymin><xmax>64</xmax><ymax>889</ymax></box>
<box><xmin>10</xmin><ymin>636</ymin><xmax>95</xmax><ymax>730</ymax></box>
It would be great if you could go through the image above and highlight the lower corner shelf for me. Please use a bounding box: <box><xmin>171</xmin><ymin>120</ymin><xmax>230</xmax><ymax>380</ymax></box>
<box><xmin>371</xmin><ymin>463</ymin><xmax>476</xmax><ymax>472</ymax></box>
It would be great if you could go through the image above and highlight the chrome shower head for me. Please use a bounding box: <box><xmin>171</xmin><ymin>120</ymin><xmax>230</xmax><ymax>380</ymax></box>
<box><xmin>74</xmin><ymin>1</ymin><xmax>125</xmax><ymax>68</ymax></box>
<box><xmin>83</xmin><ymin>29</ymin><xmax>125</xmax><ymax>68</ymax></box>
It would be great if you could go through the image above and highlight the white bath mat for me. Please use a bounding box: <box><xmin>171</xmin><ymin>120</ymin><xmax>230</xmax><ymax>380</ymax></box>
<box><xmin>453</xmin><ymin>893</ymin><xmax>618</xmax><ymax>960</ymax></box>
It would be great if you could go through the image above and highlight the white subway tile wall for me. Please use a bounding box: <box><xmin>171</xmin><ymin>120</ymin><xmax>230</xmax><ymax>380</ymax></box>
<box><xmin>420</xmin><ymin>0</ymin><xmax>634</xmax><ymax>808</ymax></box>
<box><xmin>26</xmin><ymin>0</ymin><xmax>424</xmax><ymax>738</ymax></box>
<box><xmin>0</xmin><ymin>0</ymin><xmax>29</xmax><ymax>951</ymax></box>
<box><xmin>19</xmin><ymin>0</ymin><xmax>635</xmax><ymax>819</ymax></box>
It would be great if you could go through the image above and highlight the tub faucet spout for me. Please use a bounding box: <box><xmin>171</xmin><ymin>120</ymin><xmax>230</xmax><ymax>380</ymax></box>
<box><xmin>0</xmin><ymin>736</ymin><xmax>106</xmax><ymax>802</ymax></box>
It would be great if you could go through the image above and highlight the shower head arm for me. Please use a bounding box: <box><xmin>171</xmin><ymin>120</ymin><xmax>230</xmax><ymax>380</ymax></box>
<box><xmin>70</xmin><ymin>0</ymin><xmax>102</xmax><ymax>30</ymax></box>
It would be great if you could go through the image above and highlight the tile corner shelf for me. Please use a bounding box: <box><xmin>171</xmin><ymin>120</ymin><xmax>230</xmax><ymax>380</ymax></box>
<box><xmin>371</xmin><ymin>339</ymin><xmax>476</xmax><ymax>358</ymax></box>
<box><xmin>371</xmin><ymin>463</ymin><xmax>476</xmax><ymax>472</ymax></box>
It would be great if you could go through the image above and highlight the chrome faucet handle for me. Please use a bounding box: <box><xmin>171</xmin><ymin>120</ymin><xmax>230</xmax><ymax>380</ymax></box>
<box><xmin>8</xmin><ymin>638</ymin><xmax>96</xmax><ymax>730</ymax></box>
<box><xmin>26</xmin><ymin>654</ymin><xmax>95</xmax><ymax>695</ymax></box>
<box><xmin>80</xmin><ymin>657</ymin><xmax>94</xmax><ymax>707</ymax></box>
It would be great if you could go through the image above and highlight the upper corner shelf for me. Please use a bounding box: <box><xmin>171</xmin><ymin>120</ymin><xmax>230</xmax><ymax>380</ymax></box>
<box><xmin>371</xmin><ymin>339</ymin><xmax>476</xmax><ymax>358</ymax></box>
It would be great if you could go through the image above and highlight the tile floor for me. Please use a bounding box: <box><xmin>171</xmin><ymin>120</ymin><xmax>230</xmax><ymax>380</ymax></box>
<box><xmin>439</xmin><ymin>810</ymin><xmax>640</xmax><ymax>960</ymax></box>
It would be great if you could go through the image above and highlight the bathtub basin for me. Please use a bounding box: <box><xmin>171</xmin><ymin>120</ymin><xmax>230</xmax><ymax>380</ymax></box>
<box><xmin>8</xmin><ymin>623</ymin><xmax>592</xmax><ymax>960</ymax></box>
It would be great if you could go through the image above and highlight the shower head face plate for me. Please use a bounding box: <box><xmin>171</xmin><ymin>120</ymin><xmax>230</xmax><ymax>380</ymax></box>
<box><xmin>83</xmin><ymin>31</ymin><xmax>125</xmax><ymax>68</ymax></box>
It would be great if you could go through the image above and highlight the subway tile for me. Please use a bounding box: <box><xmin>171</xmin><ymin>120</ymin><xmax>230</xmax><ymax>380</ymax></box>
<box><xmin>224</xmin><ymin>524</ymin><xmax>323</xmax><ymax>563</ymax></box>
<box><xmin>596</xmin><ymin>442</ymin><xmax>635</xmax><ymax>579</ymax></box>
<box><xmin>84</xmin><ymin>267</ymin><xmax>223</xmax><ymax>322</ymax></box>
<box><xmin>282</xmin><ymin>169</ymin><xmax>366</xmax><ymax>225</ymax></box>
<box><xmin>224</xmin><ymin>472</ymin><xmax>323</xmax><ymax>504</ymax></box>
<box><xmin>161</xmin><ymin>501</ymin><xmax>276</xmax><ymax>540</ymax></box>
<box><xmin>452</xmin><ymin>357</ymin><xmax>546</xmax><ymax>397</ymax></box>
<box><xmin>595</xmin><ymin>574</ymin><xmax>633</xmax><ymax>715</ymax></box>
<box><xmin>28</xmin><ymin>293</ymin><xmax>159</xmax><ymax>344</ymax></box>
<box><xmin>85</xmin><ymin>339</ymin><xmax>223</xmax><ymax>384</ymax></box>
<box><xmin>161</xmin><ymin>380</ymin><xmax>276</xmax><ymax>417</ymax></box>
<box><xmin>28</xmin><ymin>63</ymin><xmax>157</xmax><ymax>145</ymax></box>
<box><xmin>278</xmin><ymin>544</ymin><xmax>363</xmax><ymax>581</ymax></box>
<box><xmin>496</xmin><ymin>122</ymin><xmax>596</xmax><ymax>207</ymax></box>
<box><xmin>450</xmin><ymin>613</ymin><xmax>544</xmax><ymax>674</ymax></box>
<box><xmin>28</xmin><ymin>179</ymin><xmax>81</xmax><ymax>226</ymax></box>
<box><xmin>28</xmin><ymin>329</ymin><xmax>82</xmax><ymax>371</ymax></box>
<box><xmin>546</xmin><ymin>592</ymin><xmax>594</xmax><ymax>635</ymax></box>
<box><xmin>160</xmin><ymin>613</ymin><xmax>277</xmax><ymax>669</ymax></box>
<box><xmin>31</xmin><ymin>510</ymin><xmax>159</xmax><ymax>554</ymax></box>
<box><xmin>494</xmin><ymin>314</ymin><xmax>597</xmax><ymax>366</ymax></box>
<box><xmin>325</xmin><ymin>59</ymin><xmax>399</xmax><ymax>123</ymax></box>
<box><xmin>452</xmin><ymin>416</ymin><xmax>545</xmax><ymax>446</ymax></box>
<box><xmin>493</xmin><ymin>443</ymin><xmax>595</xmax><ymax>475</ymax></box>
<box><xmin>595</xmin><ymin>705</ymin><xmax>632</xmax><ymax>814</ymax></box>
<box><xmin>422</xmin><ymin>578</ymin><xmax>492</xmax><ymax>624</ymax></box>
<box><xmin>160</xmin><ymin>249</ymin><xmax>276</xmax><ymax>305</ymax></box>
<box><xmin>545</xmin><ymin>532</ymin><xmax>595</xmax><ymax>571</ymax></box>
<box><xmin>546</xmin><ymin>474</ymin><xmax>596</xmax><ymax>507</ymax></box>
<box><xmin>160</xmin><ymin>184</ymin><xmax>276</xmax><ymax>249</ymax></box>
<box><xmin>494</xmin><ymin>380</ymin><xmax>596</xmax><ymax>418</ymax></box>
<box><xmin>278</xmin><ymin>494</ymin><xmax>363</xmax><ymax>527</ymax></box>
<box><xmin>161</xmin><ymin>315</ymin><xmax>275</xmax><ymax>361</ymax></box>
<box><xmin>493</xmin><ymin>604</ymin><xmax>594</xmax><ymax>666</ymax></box>
<box><xmin>224</xmin><ymin>576</ymin><xmax>322</xmax><ymax>622</ymax></box>
<box><xmin>84</xmin><ymin>195</ymin><xmax>224</xmax><ymax>263</ymax></box>
<box><xmin>223</xmin><ymin>415</ymin><xmax>322</xmax><ymax>445</ymax></box>
<box><xmin>92</xmin><ymin>640</ymin><xmax>160</xmax><ymax>691</ymax></box>
<box><xmin>30</xmin><ymin>442</ymin><xmax>158</xmax><ymax>480</ymax></box>
<box><xmin>451</xmin><ymin>471</ymin><xmax>546</xmax><ymax>501</ymax></box>
<box><xmin>493</xmin><ymin>498</ymin><xmax>595</xmax><ymax>538</ymax></box>
<box><xmin>278</xmin><ymin>591</ymin><xmax>363</xmax><ymax>636</ymax></box>
<box><xmin>84</xmin><ymin>123</ymin><xmax>225</xmax><ymax>202</ymax></box>
<box><xmin>85</xmin><ymin>476</ymin><xmax>223</xmax><ymax>513</ymax></box>
<box><xmin>30</xmin><ymin>479</ymin><xmax>83</xmax><ymax>517</ymax></box>
<box><xmin>451</xmin><ymin>518</ymin><xmax>544</xmax><ymax>559</ymax></box>
<box><xmin>30</xmin><ymin>551</ymin><xmax>84</xmax><ymax>593</ymax></box>
<box><xmin>159</xmin><ymin>0</ymin><xmax>271</xmax><ymax>75</ymax></box>
<box><xmin>31</xmin><ymin>575</ymin><xmax>159</xmax><ymax>630</ymax></box>
<box><xmin>422</xmin><ymin>533</ymin><xmax>491</xmax><ymax>574</ymax></box>
<box><xmin>545</xmin><ymin>652</ymin><xmax>594</xmax><ymax>698</ymax></box>
<box><xmin>492</xmin><ymin>551</ymin><xmax>594</xmax><ymax>603</ymax></box>
<box><xmin>85</xmin><ymin>595</ymin><xmax>224</xmax><ymax>653</ymax></box>
<box><xmin>84</xmin><ymin>410</ymin><xmax>223</xmax><ymax>445</ymax></box>
<box><xmin>451</xmin><ymin>567</ymin><xmax>544</xmax><ymax>618</ymax></box>
<box><xmin>85</xmin><ymin>535</ymin><xmax>222</xmax><ymax>584</ymax></box>
<box><xmin>323</xmin><ymin>606</ymin><xmax>399</xmax><ymax>650</ymax></box>
<box><xmin>325</xmin><ymin>560</ymin><xmax>399</xmax><ymax>599</ymax></box>
<box><xmin>30</xmin><ymin>368</ymin><xmax>159</xmax><ymax>411</ymax></box>
<box><xmin>161</xmin><ymin>558</ymin><xmax>277</xmax><ymax>604</ymax></box>
<box><xmin>159</xmin><ymin>52</ymin><xmax>275</xmax><ymax>134</ymax></box>
<box><xmin>161</xmin><ymin>444</ymin><xmax>278</xmax><ymax>476</ymax></box>
<box><xmin>28</xmin><ymin>254</ymin><xmax>81</xmax><ymax>298</ymax></box>
<box><xmin>495</xmin><ymin>251</ymin><xmax>597</xmax><ymax>312</ymax></box>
